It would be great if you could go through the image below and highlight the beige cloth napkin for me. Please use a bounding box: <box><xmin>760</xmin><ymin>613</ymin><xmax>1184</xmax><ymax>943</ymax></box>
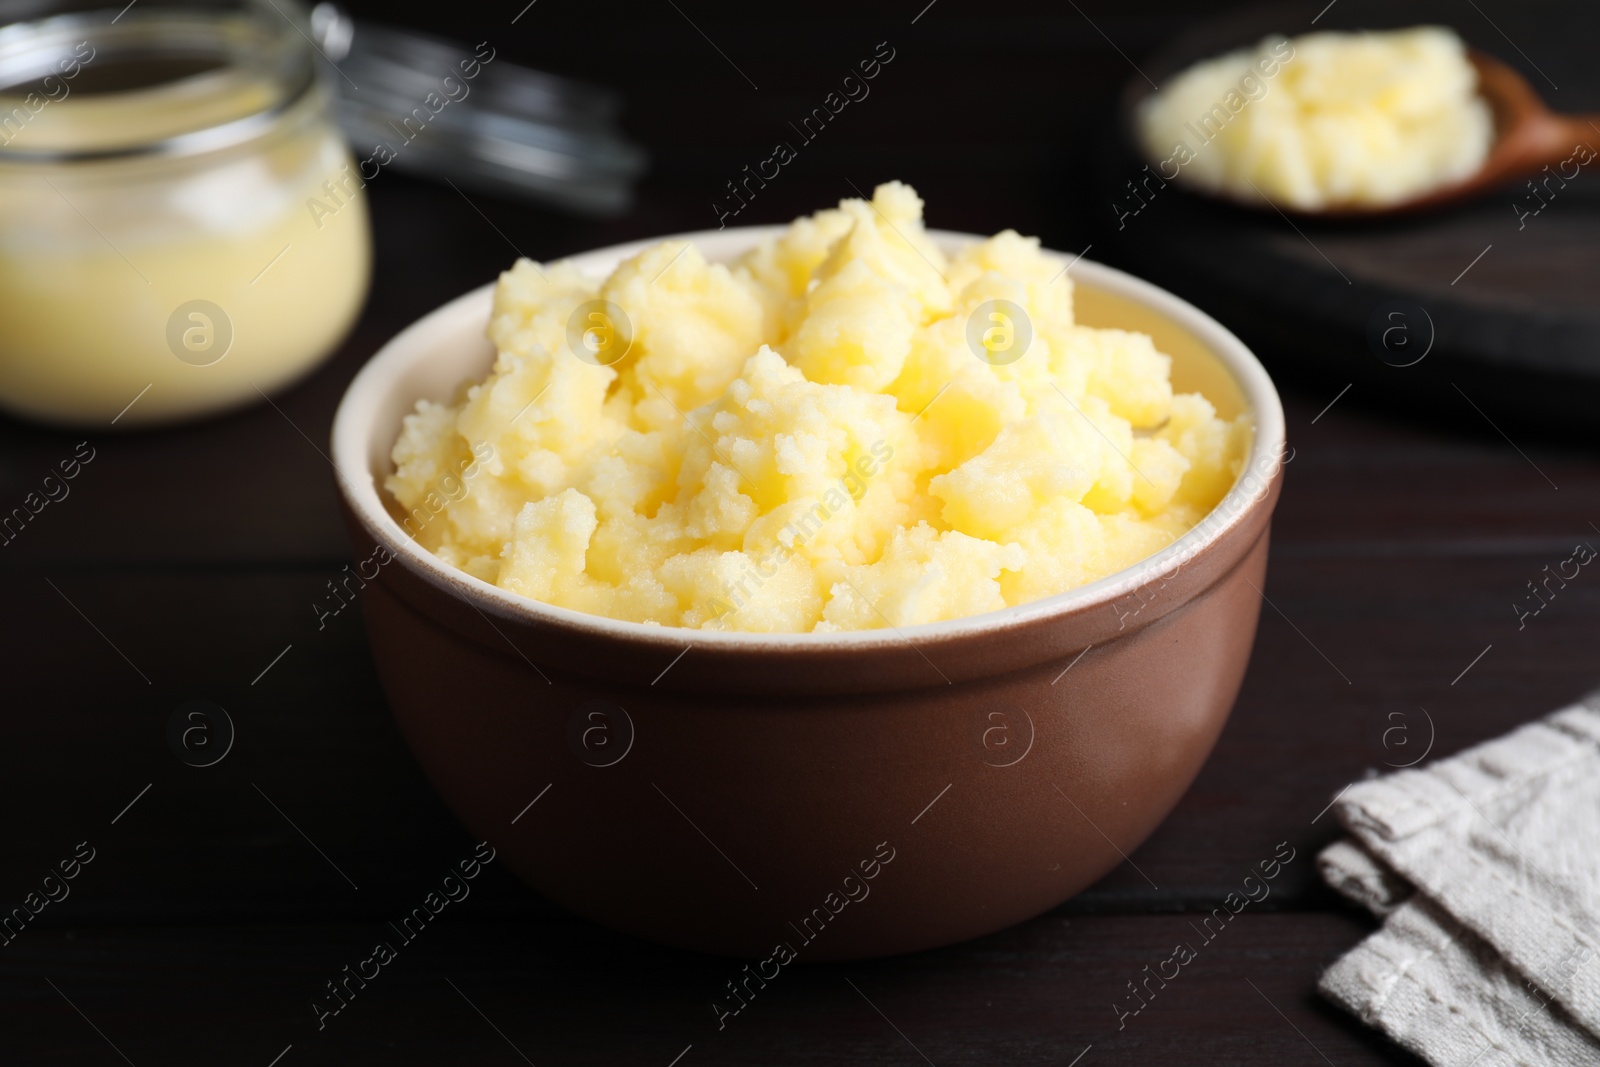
<box><xmin>1318</xmin><ymin>696</ymin><xmax>1600</xmax><ymax>1066</ymax></box>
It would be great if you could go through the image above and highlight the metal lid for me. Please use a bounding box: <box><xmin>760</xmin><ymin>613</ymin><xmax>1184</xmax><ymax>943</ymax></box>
<box><xmin>312</xmin><ymin>4</ymin><xmax>646</xmax><ymax>216</ymax></box>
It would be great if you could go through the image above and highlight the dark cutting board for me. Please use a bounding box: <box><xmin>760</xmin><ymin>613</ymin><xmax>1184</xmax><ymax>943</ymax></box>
<box><xmin>1093</xmin><ymin>1</ymin><xmax>1600</xmax><ymax>440</ymax></box>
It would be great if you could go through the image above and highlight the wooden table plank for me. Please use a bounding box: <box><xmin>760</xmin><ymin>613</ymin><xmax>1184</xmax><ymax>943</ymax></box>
<box><xmin>0</xmin><ymin>912</ymin><xmax>1421</xmax><ymax>1066</ymax></box>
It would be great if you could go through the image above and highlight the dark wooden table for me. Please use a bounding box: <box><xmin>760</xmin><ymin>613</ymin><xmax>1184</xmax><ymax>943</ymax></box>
<box><xmin>3</xmin><ymin>2</ymin><xmax>1595</xmax><ymax>1063</ymax></box>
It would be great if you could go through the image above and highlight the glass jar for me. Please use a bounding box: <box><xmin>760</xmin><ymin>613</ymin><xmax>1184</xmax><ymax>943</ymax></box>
<box><xmin>0</xmin><ymin>0</ymin><xmax>371</xmax><ymax>427</ymax></box>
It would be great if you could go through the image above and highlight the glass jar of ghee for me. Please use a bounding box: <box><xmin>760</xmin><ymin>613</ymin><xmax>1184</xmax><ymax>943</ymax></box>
<box><xmin>0</xmin><ymin>0</ymin><xmax>371</xmax><ymax>427</ymax></box>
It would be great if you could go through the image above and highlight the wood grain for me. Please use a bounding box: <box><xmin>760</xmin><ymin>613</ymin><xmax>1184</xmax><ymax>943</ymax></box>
<box><xmin>0</xmin><ymin>913</ymin><xmax>1422</xmax><ymax>1066</ymax></box>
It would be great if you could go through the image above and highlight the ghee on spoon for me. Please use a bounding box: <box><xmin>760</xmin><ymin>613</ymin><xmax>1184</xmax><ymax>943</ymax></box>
<box><xmin>1275</xmin><ymin>50</ymin><xmax>1599</xmax><ymax>219</ymax></box>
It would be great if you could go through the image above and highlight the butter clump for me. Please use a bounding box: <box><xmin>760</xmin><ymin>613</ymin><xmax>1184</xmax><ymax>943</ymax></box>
<box><xmin>1137</xmin><ymin>27</ymin><xmax>1493</xmax><ymax>210</ymax></box>
<box><xmin>388</xmin><ymin>182</ymin><xmax>1250</xmax><ymax>632</ymax></box>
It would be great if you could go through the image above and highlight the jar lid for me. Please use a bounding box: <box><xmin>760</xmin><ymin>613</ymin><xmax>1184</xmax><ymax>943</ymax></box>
<box><xmin>312</xmin><ymin>4</ymin><xmax>646</xmax><ymax>216</ymax></box>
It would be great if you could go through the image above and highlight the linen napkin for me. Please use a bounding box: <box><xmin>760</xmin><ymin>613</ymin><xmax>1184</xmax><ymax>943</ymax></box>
<box><xmin>1317</xmin><ymin>694</ymin><xmax>1600</xmax><ymax>1066</ymax></box>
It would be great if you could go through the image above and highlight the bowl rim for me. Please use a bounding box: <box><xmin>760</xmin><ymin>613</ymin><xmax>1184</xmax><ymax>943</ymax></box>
<box><xmin>331</xmin><ymin>224</ymin><xmax>1286</xmax><ymax>653</ymax></box>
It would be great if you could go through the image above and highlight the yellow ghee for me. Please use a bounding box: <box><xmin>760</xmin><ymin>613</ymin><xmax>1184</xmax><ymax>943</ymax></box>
<box><xmin>1137</xmin><ymin>27</ymin><xmax>1493</xmax><ymax>210</ymax></box>
<box><xmin>389</xmin><ymin>183</ymin><xmax>1251</xmax><ymax>633</ymax></box>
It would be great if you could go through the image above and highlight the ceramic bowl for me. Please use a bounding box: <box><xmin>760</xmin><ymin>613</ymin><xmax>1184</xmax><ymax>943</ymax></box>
<box><xmin>331</xmin><ymin>227</ymin><xmax>1286</xmax><ymax>960</ymax></box>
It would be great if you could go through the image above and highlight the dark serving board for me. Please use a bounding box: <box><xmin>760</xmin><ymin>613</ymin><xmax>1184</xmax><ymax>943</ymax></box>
<box><xmin>1093</xmin><ymin>0</ymin><xmax>1600</xmax><ymax>441</ymax></box>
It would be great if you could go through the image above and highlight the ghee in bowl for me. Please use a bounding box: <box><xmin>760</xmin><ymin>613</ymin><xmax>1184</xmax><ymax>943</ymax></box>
<box><xmin>0</xmin><ymin>0</ymin><xmax>370</xmax><ymax>427</ymax></box>
<box><xmin>386</xmin><ymin>183</ymin><xmax>1252</xmax><ymax>633</ymax></box>
<box><xmin>331</xmin><ymin>209</ymin><xmax>1284</xmax><ymax>959</ymax></box>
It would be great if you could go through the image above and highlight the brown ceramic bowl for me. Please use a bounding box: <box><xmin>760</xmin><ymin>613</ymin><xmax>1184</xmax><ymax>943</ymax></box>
<box><xmin>331</xmin><ymin>227</ymin><xmax>1286</xmax><ymax>961</ymax></box>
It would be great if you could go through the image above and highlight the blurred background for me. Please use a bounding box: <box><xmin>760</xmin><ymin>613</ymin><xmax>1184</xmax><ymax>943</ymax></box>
<box><xmin>311</xmin><ymin>0</ymin><xmax>1600</xmax><ymax>434</ymax></box>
